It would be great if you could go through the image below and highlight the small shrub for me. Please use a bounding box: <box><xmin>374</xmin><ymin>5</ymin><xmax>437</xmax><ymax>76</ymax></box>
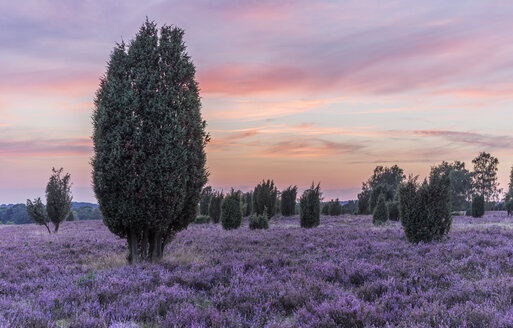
<box><xmin>373</xmin><ymin>195</ymin><xmax>387</xmax><ymax>225</ymax></box>
<box><xmin>471</xmin><ymin>194</ymin><xmax>485</xmax><ymax>218</ymax></box>
<box><xmin>399</xmin><ymin>173</ymin><xmax>451</xmax><ymax>243</ymax></box>
<box><xmin>193</xmin><ymin>215</ymin><xmax>210</xmax><ymax>224</ymax></box>
<box><xmin>300</xmin><ymin>183</ymin><xmax>321</xmax><ymax>228</ymax></box>
<box><xmin>221</xmin><ymin>190</ymin><xmax>242</xmax><ymax>230</ymax></box>
<box><xmin>208</xmin><ymin>192</ymin><xmax>223</xmax><ymax>224</ymax></box>
<box><xmin>329</xmin><ymin>199</ymin><xmax>342</xmax><ymax>216</ymax></box>
<box><xmin>249</xmin><ymin>213</ymin><xmax>269</xmax><ymax>230</ymax></box>
<box><xmin>386</xmin><ymin>201</ymin><xmax>399</xmax><ymax>221</ymax></box>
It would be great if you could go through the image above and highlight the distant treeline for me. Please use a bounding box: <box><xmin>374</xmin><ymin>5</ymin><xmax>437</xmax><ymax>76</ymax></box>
<box><xmin>0</xmin><ymin>202</ymin><xmax>102</xmax><ymax>225</ymax></box>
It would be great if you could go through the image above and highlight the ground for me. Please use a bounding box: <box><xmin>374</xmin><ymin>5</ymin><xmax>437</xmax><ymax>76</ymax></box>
<box><xmin>2</xmin><ymin>213</ymin><xmax>513</xmax><ymax>327</ymax></box>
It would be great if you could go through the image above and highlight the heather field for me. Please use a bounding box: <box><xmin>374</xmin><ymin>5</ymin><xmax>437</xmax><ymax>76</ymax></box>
<box><xmin>2</xmin><ymin>214</ymin><xmax>513</xmax><ymax>327</ymax></box>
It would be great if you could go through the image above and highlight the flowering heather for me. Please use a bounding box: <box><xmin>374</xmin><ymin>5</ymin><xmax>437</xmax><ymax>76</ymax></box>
<box><xmin>2</xmin><ymin>213</ymin><xmax>513</xmax><ymax>327</ymax></box>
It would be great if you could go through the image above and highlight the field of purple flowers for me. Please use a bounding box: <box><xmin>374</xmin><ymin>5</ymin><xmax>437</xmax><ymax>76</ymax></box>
<box><xmin>2</xmin><ymin>213</ymin><xmax>513</xmax><ymax>327</ymax></box>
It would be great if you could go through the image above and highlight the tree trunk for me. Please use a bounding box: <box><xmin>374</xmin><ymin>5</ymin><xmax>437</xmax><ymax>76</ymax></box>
<box><xmin>151</xmin><ymin>230</ymin><xmax>163</xmax><ymax>262</ymax></box>
<box><xmin>44</xmin><ymin>223</ymin><xmax>51</xmax><ymax>234</ymax></box>
<box><xmin>54</xmin><ymin>222</ymin><xmax>60</xmax><ymax>233</ymax></box>
<box><xmin>141</xmin><ymin>227</ymin><xmax>149</xmax><ymax>260</ymax></box>
<box><xmin>128</xmin><ymin>229</ymin><xmax>139</xmax><ymax>264</ymax></box>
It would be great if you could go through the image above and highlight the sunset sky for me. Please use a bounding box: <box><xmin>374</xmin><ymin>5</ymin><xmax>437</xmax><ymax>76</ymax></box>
<box><xmin>2</xmin><ymin>0</ymin><xmax>513</xmax><ymax>203</ymax></box>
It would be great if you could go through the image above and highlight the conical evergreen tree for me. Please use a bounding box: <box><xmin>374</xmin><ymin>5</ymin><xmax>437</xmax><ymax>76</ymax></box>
<box><xmin>92</xmin><ymin>20</ymin><xmax>208</xmax><ymax>263</ymax></box>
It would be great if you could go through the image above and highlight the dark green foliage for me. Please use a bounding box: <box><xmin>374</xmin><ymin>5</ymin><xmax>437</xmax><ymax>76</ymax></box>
<box><xmin>359</xmin><ymin>165</ymin><xmax>405</xmax><ymax>214</ymax></box>
<box><xmin>199</xmin><ymin>186</ymin><xmax>212</xmax><ymax>216</ymax></box>
<box><xmin>471</xmin><ymin>194</ymin><xmax>485</xmax><ymax>218</ymax></box>
<box><xmin>328</xmin><ymin>199</ymin><xmax>342</xmax><ymax>216</ymax></box>
<box><xmin>342</xmin><ymin>200</ymin><xmax>357</xmax><ymax>214</ymax></box>
<box><xmin>193</xmin><ymin>215</ymin><xmax>210</xmax><ymax>224</ymax></box>
<box><xmin>253</xmin><ymin>180</ymin><xmax>278</xmax><ymax>219</ymax></box>
<box><xmin>386</xmin><ymin>201</ymin><xmax>399</xmax><ymax>221</ymax></box>
<box><xmin>399</xmin><ymin>174</ymin><xmax>451</xmax><ymax>243</ymax></box>
<box><xmin>249</xmin><ymin>213</ymin><xmax>269</xmax><ymax>230</ymax></box>
<box><xmin>430</xmin><ymin>161</ymin><xmax>472</xmax><ymax>212</ymax></box>
<box><xmin>369</xmin><ymin>183</ymin><xmax>395</xmax><ymax>213</ymax></box>
<box><xmin>73</xmin><ymin>206</ymin><xmax>103</xmax><ymax>221</ymax></box>
<box><xmin>300</xmin><ymin>183</ymin><xmax>321</xmax><ymax>228</ymax></box>
<box><xmin>242</xmin><ymin>191</ymin><xmax>253</xmax><ymax>216</ymax></box>
<box><xmin>92</xmin><ymin>20</ymin><xmax>208</xmax><ymax>263</ymax></box>
<box><xmin>46</xmin><ymin>167</ymin><xmax>72</xmax><ymax>233</ymax></box>
<box><xmin>66</xmin><ymin>211</ymin><xmax>75</xmax><ymax>221</ymax></box>
<box><xmin>321</xmin><ymin>202</ymin><xmax>330</xmax><ymax>215</ymax></box>
<box><xmin>357</xmin><ymin>188</ymin><xmax>371</xmax><ymax>214</ymax></box>
<box><xmin>221</xmin><ymin>190</ymin><xmax>242</xmax><ymax>230</ymax></box>
<box><xmin>280</xmin><ymin>186</ymin><xmax>297</xmax><ymax>216</ymax></box>
<box><xmin>26</xmin><ymin>198</ymin><xmax>51</xmax><ymax>233</ymax></box>
<box><xmin>472</xmin><ymin>152</ymin><xmax>500</xmax><ymax>202</ymax></box>
<box><xmin>0</xmin><ymin>204</ymin><xmax>30</xmax><ymax>224</ymax></box>
<box><xmin>208</xmin><ymin>191</ymin><xmax>223</xmax><ymax>223</ymax></box>
<box><xmin>373</xmin><ymin>195</ymin><xmax>388</xmax><ymax>225</ymax></box>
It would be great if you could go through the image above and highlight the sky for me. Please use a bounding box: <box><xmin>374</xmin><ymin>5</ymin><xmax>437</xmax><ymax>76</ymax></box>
<box><xmin>1</xmin><ymin>0</ymin><xmax>513</xmax><ymax>204</ymax></box>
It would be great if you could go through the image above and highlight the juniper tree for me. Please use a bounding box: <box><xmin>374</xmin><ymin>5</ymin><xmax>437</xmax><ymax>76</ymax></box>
<box><xmin>26</xmin><ymin>197</ymin><xmax>51</xmax><ymax>234</ymax></box>
<box><xmin>46</xmin><ymin>167</ymin><xmax>72</xmax><ymax>233</ymax></box>
<box><xmin>372</xmin><ymin>194</ymin><xmax>387</xmax><ymax>225</ymax></box>
<box><xmin>280</xmin><ymin>186</ymin><xmax>297</xmax><ymax>216</ymax></box>
<box><xmin>253</xmin><ymin>180</ymin><xmax>278</xmax><ymax>219</ymax></box>
<box><xmin>300</xmin><ymin>182</ymin><xmax>321</xmax><ymax>228</ymax></box>
<box><xmin>221</xmin><ymin>190</ymin><xmax>242</xmax><ymax>230</ymax></box>
<box><xmin>208</xmin><ymin>191</ymin><xmax>223</xmax><ymax>223</ymax></box>
<box><xmin>92</xmin><ymin>20</ymin><xmax>208</xmax><ymax>263</ymax></box>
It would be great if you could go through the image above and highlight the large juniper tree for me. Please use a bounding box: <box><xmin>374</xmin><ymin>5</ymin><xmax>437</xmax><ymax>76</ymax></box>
<box><xmin>46</xmin><ymin>167</ymin><xmax>72</xmax><ymax>233</ymax></box>
<box><xmin>92</xmin><ymin>20</ymin><xmax>208</xmax><ymax>263</ymax></box>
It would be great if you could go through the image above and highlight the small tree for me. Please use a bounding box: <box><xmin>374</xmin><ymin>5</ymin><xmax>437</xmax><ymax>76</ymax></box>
<box><xmin>300</xmin><ymin>183</ymin><xmax>321</xmax><ymax>228</ymax></box>
<box><xmin>92</xmin><ymin>20</ymin><xmax>208</xmax><ymax>263</ymax></box>
<box><xmin>46</xmin><ymin>167</ymin><xmax>72</xmax><ymax>233</ymax></box>
<box><xmin>199</xmin><ymin>186</ymin><xmax>213</xmax><ymax>216</ymax></box>
<box><xmin>253</xmin><ymin>180</ymin><xmax>278</xmax><ymax>219</ymax></box>
<box><xmin>372</xmin><ymin>195</ymin><xmax>387</xmax><ymax>225</ymax></box>
<box><xmin>399</xmin><ymin>174</ymin><xmax>451</xmax><ymax>243</ymax></box>
<box><xmin>321</xmin><ymin>202</ymin><xmax>330</xmax><ymax>215</ymax></box>
<box><xmin>472</xmin><ymin>152</ymin><xmax>500</xmax><ymax>202</ymax></box>
<box><xmin>208</xmin><ymin>191</ymin><xmax>224</xmax><ymax>224</ymax></box>
<box><xmin>357</xmin><ymin>188</ymin><xmax>371</xmax><ymax>214</ymax></box>
<box><xmin>26</xmin><ymin>198</ymin><xmax>51</xmax><ymax>234</ymax></box>
<box><xmin>221</xmin><ymin>190</ymin><xmax>242</xmax><ymax>230</ymax></box>
<box><xmin>66</xmin><ymin>211</ymin><xmax>76</xmax><ymax>221</ymax></box>
<box><xmin>280</xmin><ymin>186</ymin><xmax>297</xmax><ymax>216</ymax></box>
<box><xmin>328</xmin><ymin>198</ymin><xmax>342</xmax><ymax>216</ymax></box>
<box><xmin>471</xmin><ymin>194</ymin><xmax>485</xmax><ymax>218</ymax></box>
<box><xmin>506</xmin><ymin>198</ymin><xmax>513</xmax><ymax>216</ymax></box>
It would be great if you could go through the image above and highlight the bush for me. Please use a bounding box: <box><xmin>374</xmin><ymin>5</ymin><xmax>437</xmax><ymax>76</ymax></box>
<box><xmin>253</xmin><ymin>180</ymin><xmax>278</xmax><ymax>219</ymax></box>
<box><xmin>221</xmin><ymin>190</ymin><xmax>242</xmax><ymax>230</ymax></box>
<box><xmin>399</xmin><ymin>174</ymin><xmax>451</xmax><ymax>243</ymax></box>
<box><xmin>193</xmin><ymin>215</ymin><xmax>210</xmax><ymax>224</ymax></box>
<box><xmin>372</xmin><ymin>195</ymin><xmax>387</xmax><ymax>225</ymax></box>
<box><xmin>329</xmin><ymin>199</ymin><xmax>342</xmax><ymax>216</ymax></box>
<box><xmin>281</xmin><ymin>186</ymin><xmax>298</xmax><ymax>216</ymax></box>
<box><xmin>208</xmin><ymin>192</ymin><xmax>224</xmax><ymax>224</ymax></box>
<box><xmin>300</xmin><ymin>183</ymin><xmax>321</xmax><ymax>228</ymax></box>
<box><xmin>471</xmin><ymin>195</ymin><xmax>485</xmax><ymax>218</ymax></box>
<box><xmin>386</xmin><ymin>201</ymin><xmax>399</xmax><ymax>221</ymax></box>
<box><xmin>249</xmin><ymin>213</ymin><xmax>269</xmax><ymax>230</ymax></box>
